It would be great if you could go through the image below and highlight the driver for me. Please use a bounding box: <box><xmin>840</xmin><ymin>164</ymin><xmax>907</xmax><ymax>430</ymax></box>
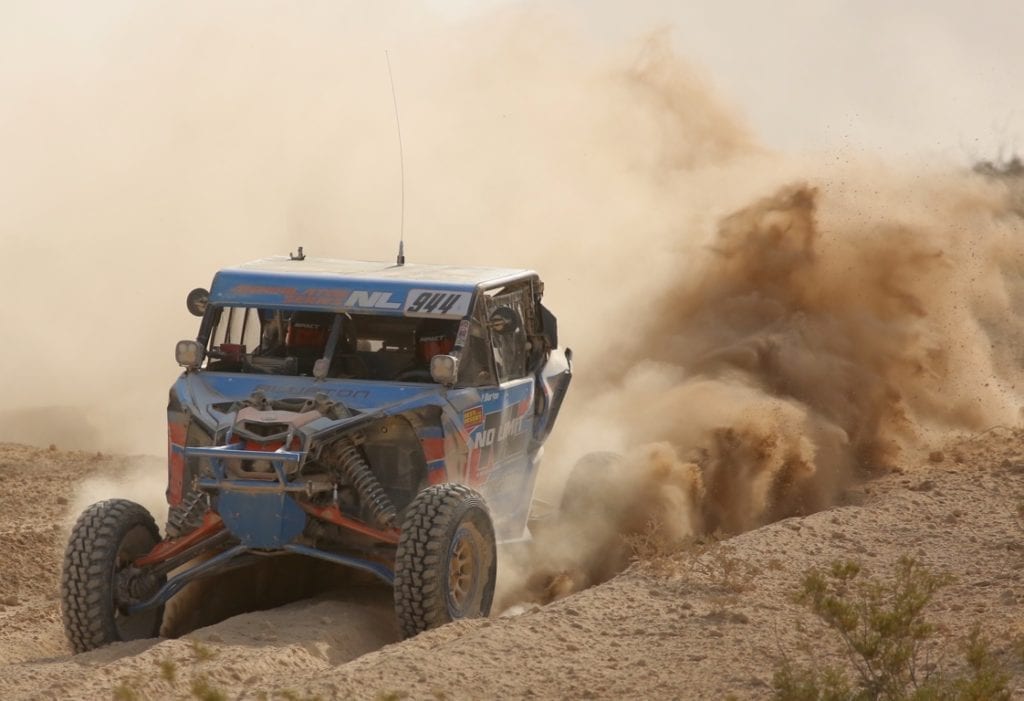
<box><xmin>255</xmin><ymin>309</ymin><xmax>285</xmax><ymax>356</ymax></box>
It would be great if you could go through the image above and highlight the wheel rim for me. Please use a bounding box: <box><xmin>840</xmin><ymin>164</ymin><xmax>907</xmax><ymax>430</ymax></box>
<box><xmin>446</xmin><ymin>523</ymin><xmax>483</xmax><ymax>618</ymax></box>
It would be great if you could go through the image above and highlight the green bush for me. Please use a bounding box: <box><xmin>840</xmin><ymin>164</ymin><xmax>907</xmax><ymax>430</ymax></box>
<box><xmin>773</xmin><ymin>557</ymin><xmax>1010</xmax><ymax>701</ymax></box>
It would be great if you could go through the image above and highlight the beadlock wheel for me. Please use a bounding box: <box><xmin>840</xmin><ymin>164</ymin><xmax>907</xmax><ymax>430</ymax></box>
<box><xmin>393</xmin><ymin>484</ymin><xmax>496</xmax><ymax>638</ymax></box>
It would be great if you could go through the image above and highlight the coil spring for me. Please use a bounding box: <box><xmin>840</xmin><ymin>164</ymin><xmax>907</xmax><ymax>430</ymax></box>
<box><xmin>166</xmin><ymin>490</ymin><xmax>207</xmax><ymax>538</ymax></box>
<box><xmin>327</xmin><ymin>438</ymin><xmax>397</xmax><ymax>528</ymax></box>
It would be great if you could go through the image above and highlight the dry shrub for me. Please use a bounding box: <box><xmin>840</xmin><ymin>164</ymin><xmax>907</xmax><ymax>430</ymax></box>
<box><xmin>774</xmin><ymin>557</ymin><xmax>1011</xmax><ymax>701</ymax></box>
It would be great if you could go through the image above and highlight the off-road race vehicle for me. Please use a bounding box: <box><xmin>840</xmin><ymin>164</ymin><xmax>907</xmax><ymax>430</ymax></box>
<box><xmin>61</xmin><ymin>254</ymin><xmax>572</xmax><ymax>651</ymax></box>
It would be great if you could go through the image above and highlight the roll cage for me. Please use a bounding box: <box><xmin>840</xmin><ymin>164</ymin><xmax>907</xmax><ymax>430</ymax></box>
<box><xmin>194</xmin><ymin>274</ymin><xmax>556</xmax><ymax>388</ymax></box>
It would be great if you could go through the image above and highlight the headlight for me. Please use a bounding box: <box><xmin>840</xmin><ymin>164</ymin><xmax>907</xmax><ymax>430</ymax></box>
<box><xmin>430</xmin><ymin>354</ymin><xmax>459</xmax><ymax>386</ymax></box>
<box><xmin>175</xmin><ymin>340</ymin><xmax>204</xmax><ymax>369</ymax></box>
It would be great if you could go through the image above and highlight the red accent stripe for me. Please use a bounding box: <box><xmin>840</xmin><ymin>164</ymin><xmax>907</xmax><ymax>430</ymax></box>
<box><xmin>300</xmin><ymin>503</ymin><xmax>401</xmax><ymax>544</ymax></box>
<box><xmin>167</xmin><ymin>423</ymin><xmax>187</xmax><ymax>506</ymax></box>
<box><xmin>420</xmin><ymin>437</ymin><xmax>444</xmax><ymax>462</ymax></box>
<box><xmin>468</xmin><ymin>449</ymin><xmax>483</xmax><ymax>486</ymax></box>
<box><xmin>135</xmin><ymin>511</ymin><xmax>224</xmax><ymax>566</ymax></box>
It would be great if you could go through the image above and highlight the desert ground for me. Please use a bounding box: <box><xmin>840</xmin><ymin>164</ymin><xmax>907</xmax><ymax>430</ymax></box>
<box><xmin>3</xmin><ymin>4</ymin><xmax>1024</xmax><ymax>701</ymax></box>
<box><xmin>1</xmin><ymin>429</ymin><xmax>1022</xmax><ymax>700</ymax></box>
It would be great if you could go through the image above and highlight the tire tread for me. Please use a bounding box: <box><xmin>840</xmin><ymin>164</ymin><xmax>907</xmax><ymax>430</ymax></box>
<box><xmin>60</xmin><ymin>499</ymin><xmax>162</xmax><ymax>653</ymax></box>
<box><xmin>393</xmin><ymin>484</ymin><xmax>495</xmax><ymax>638</ymax></box>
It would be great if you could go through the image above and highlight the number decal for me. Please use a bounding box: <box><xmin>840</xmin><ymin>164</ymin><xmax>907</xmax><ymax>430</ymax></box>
<box><xmin>403</xmin><ymin>289</ymin><xmax>472</xmax><ymax>317</ymax></box>
<box><xmin>407</xmin><ymin>292</ymin><xmax>432</xmax><ymax>313</ymax></box>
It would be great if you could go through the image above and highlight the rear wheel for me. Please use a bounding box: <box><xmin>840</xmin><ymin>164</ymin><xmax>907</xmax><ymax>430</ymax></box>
<box><xmin>559</xmin><ymin>452</ymin><xmax>631</xmax><ymax>585</ymax></box>
<box><xmin>61</xmin><ymin>499</ymin><xmax>165</xmax><ymax>653</ymax></box>
<box><xmin>560</xmin><ymin>451</ymin><xmax>625</xmax><ymax>521</ymax></box>
<box><xmin>393</xmin><ymin>484</ymin><xmax>496</xmax><ymax>638</ymax></box>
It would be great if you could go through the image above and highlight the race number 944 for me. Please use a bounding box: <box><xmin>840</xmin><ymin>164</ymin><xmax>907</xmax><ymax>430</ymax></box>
<box><xmin>404</xmin><ymin>290</ymin><xmax>471</xmax><ymax>317</ymax></box>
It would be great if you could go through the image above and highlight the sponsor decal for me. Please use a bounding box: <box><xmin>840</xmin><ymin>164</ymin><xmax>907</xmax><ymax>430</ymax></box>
<box><xmin>229</xmin><ymin>285</ymin><xmax>438</xmax><ymax>313</ymax></box>
<box><xmin>463</xmin><ymin>406</ymin><xmax>484</xmax><ymax>429</ymax></box>
<box><xmin>468</xmin><ymin>413</ymin><xmax>527</xmax><ymax>449</ymax></box>
<box><xmin>230</xmin><ymin>284</ymin><xmax>294</xmax><ymax>296</ymax></box>
<box><xmin>470</xmin><ymin>428</ymin><xmax>496</xmax><ymax>449</ymax></box>
<box><xmin>498</xmin><ymin>414</ymin><xmax>527</xmax><ymax>441</ymax></box>
<box><xmin>230</xmin><ymin>285</ymin><xmax>351</xmax><ymax>307</ymax></box>
<box><xmin>455</xmin><ymin>319</ymin><xmax>471</xmax><ymax>348</ymax></box>
<box><xmin>404</xmin><ymin>289</ymin><xmax>472</xmax><ymax>317</ymax></box>
<box><xmin>253</xmin><ymin>385</ymin><xmax>371</xmax><ymax>400</ymax></box>
<box><xmin>227</xmin><ymin>284</ymin><xmax>471</xmax><ymax>317</ymax></box>
<box><xmin>345</xmin><ymin>290</ymin><xmax>403</xmax><ymax>310</ymax></box>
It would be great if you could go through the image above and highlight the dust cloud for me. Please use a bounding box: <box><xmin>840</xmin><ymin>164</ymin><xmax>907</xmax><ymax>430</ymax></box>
<box><xmin>3</xmin><ymin>3</ymin><xmax>1024</xmax><ymax>614</ymax></box>
<box><xmin>65</xmin><ymin>456</ymin><xmax>168</xmax><ymax>533</ymax></box>
<box><xmin>510</xmin><ymin>168</ymin><xmax>1024</xmax><ymax>605</ymax></box>
<box><xmin>0</xmin><ymin>6</ymin><xmax>749</xmax><ymax>456</ymax></box>
<box><xmin>1</xmin><ymin>5</ymin><xmax>756</xmax><ymax>522</ymax></box>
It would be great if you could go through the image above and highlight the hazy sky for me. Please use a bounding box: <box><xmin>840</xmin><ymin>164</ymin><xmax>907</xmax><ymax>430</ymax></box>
<box><xmin>5</xmin><ymin>1</ymin><xmax>1020</xmax><ymax>159</ymax></box>
<box><xmin>1</xmin><ymin>0</ymin><xmax>1020</xmax><ymax>452</ymax></box>
<box><xmin>432</xmin><ymin>0</ymin><xmax>1024</xmax><ymax>160</ymax></box>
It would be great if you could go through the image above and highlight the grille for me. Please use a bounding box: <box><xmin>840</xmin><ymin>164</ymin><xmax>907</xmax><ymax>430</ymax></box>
<box><xmin>237</xmin><ymin>421</ymin><xmax>290</xmax><ymax>439</ymax></box>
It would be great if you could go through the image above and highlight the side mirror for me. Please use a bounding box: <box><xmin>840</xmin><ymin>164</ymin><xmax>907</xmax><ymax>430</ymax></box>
<box><xmin>186</xmin><ymin>288</ymin><xmax>210</xmax><ymax>317</ymax></box>
<box><xmin>488</xmin><ymin>306</ymin><xmax>521</xmax><ymax>335</ymax></box>
<box><xmin>312</xmin><ymin>358</ymin><xmax>329</xmax><ymax>381</ymax></box>
<box><xmin>175</xmin><ymin>340</ymin><xmax>204</xmax><ymax>370</ymax></box>
<box><xmin>430</xmin><ymin>354</ymin><xmax>459</xmax><ymax>387</ymax></box>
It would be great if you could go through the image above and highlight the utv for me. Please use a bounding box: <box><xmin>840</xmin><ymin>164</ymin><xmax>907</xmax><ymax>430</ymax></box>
<box><xmin>61</xmin><ymin>255</ymin><xmax>571</xmax><ymax>651</ymax></box>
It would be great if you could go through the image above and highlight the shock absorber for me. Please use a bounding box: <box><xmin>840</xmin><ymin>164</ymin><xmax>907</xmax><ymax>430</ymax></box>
<box><xmin>324</xmin><ymin>437</ymin><xmax>397</xmax><ymax>528</ymax></box>
<box><xmin>165</xmin><ymin>490</ymin><xmax>207</xmax><ymax>538</ymax></box>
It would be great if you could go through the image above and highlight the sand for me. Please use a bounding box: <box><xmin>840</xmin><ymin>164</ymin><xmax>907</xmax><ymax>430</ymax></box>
<box><xmin>1</xmin><ymin>430</ymin><xmax>1022</xmax><ymax>700</ymax></box>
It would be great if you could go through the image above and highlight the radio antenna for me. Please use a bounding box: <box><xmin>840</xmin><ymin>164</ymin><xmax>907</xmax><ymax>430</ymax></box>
<box><xmin>385</xmin><ymin>49</ymin><xmax>405</xmax><ymax>266</ymax></box>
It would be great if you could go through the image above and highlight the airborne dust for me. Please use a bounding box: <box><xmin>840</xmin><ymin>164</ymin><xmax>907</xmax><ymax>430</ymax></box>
<box><xmin>500</xmin><ymin>167</ymin><xmax>1024</xmax><ymax>605</ymax></box>
<box><xmin>2</xmin><ymin>5</ymin><xmax>1023</xmax><ymax>615</ymax></box>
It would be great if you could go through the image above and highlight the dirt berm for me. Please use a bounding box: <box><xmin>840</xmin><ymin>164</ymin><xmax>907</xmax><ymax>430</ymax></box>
<box><xmin>1</xmin><ymin>432</ymin><xmax>1023</xmax><ymax>700</ymax></box>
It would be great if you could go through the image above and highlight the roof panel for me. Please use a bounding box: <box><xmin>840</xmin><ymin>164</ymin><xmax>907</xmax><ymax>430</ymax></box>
<box><xmin>231</xmin><ymin>257</ymin><xmax>530</xmax><ymax>285</ymax></box>
<box><xmin>207</xmin><ymin>257</ymin><xmax>535</xmax><ymax>315</ymax></box>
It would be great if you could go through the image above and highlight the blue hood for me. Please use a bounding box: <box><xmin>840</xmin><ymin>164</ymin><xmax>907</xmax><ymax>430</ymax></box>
<box><xmin>176</xmin><ymin>371</ymin><xmax>447</xmax><ymax>429</ymax></box>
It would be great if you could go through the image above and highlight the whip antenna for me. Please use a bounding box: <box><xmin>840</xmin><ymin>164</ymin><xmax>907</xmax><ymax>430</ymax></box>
<box><xmin>385</xmin><ymin>49</ymin><xmax>405</xmax><ymax>265</ymax></box>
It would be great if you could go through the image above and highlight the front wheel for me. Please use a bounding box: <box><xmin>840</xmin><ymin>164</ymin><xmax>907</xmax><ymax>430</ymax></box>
<box><xmin>61</xmin><ymin>499</ymin><xmax>165</xmax><ymax>653</ymax></box>
<box><xmin>393</xmin><ymin>484</ymin><xmax>496</xmax><ymax>638</ymax></box>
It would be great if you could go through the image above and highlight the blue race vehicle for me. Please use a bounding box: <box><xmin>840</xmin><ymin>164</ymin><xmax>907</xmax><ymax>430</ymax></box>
<box><xmin>61</xmin><ymin>254</ymin><xmax>572</xmax><ymax>650</ymax></box>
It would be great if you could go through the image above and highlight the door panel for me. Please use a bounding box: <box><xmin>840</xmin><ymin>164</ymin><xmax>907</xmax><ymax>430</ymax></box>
<box><xmin>449</xmin><ymin>378</ymin><xmax>535</xmax><ymax>540</ymax></box>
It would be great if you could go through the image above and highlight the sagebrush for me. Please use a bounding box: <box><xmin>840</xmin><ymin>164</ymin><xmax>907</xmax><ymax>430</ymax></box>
<box><xmin>773</xmin><ymin>556</ymin><xmax>1010</xmax><ymax>701</ymax></box>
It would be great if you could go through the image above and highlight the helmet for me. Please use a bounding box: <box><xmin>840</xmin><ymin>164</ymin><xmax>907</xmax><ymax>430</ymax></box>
<box><xmin>415</xmin><ymin>319</ymin><xmax>457</xmax><ymax>363</ymax></box>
